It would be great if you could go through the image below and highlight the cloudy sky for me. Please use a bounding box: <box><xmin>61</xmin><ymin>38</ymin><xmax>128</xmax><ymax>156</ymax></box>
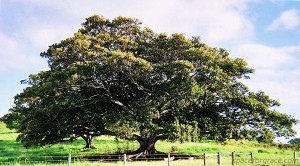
<box><xmin>0</xmin><ymin>0</ymin><xmax>300</xmax><ymax>141</ymax></box>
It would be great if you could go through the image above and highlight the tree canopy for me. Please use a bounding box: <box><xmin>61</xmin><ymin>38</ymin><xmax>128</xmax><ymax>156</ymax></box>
<box><xmin>2</xmin><ymin>15</ymin><xmax>298</xmax><ymax>154</ymax></box>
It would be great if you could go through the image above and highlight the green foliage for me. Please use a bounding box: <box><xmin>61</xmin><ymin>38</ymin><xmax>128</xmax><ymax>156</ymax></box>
<box><xmin>288</xmin><ymin>138</ymin><xmax>300</xmax><ymax>149</ymax></box>
<box><xmin>289</xmin><ymin>138</ymin><xmax>300</xmax><ymax>144</ymax></box>
<box><xmin>257</xmin><ymin>128</ymin><xmax>276</xmax><ymax>144</ymax></box>
<box><xmin>1</xmin><ymin>15</ymin><xmax>298</xmax><ymax>152</ymax></box>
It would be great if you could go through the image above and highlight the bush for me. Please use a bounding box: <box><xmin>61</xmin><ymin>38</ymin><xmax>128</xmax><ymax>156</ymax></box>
<box><xmin>258</xmin><ymin>149</ymin><xmax>269</xmax><ymax>153</ymax></box>
<box><xmin>171</xmin><ymin>146</ymin><xmax>178</xmax><ymax>153</ymax></box>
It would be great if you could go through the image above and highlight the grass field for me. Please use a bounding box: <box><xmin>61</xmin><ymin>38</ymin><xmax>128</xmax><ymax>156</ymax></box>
<box><xmin>0</xmin><ymin>122</ymin><xmax>299</xmax><ymax>165</ymax></box>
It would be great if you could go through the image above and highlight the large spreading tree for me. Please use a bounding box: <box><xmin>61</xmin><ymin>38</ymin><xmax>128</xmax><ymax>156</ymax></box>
<box><xmin>2</xmin><ymin>15</ymin><xmax>298</xmax><ymax>155</ymax></box>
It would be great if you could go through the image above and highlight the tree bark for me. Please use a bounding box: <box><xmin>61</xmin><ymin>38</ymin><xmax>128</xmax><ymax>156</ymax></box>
<box><xmin>82</xmin><ymin>135</ymin><xmax>95</xmax><ymax>149</ymax></box>
<box><xmin>135</xmin><ymin>137</ymin><xmax>157</xmax><ymax>154</ymax></box>
<box><xmin>128</xmin><ymin>135</ymin><xmax>162</xmax><ymax>158</ymax></box>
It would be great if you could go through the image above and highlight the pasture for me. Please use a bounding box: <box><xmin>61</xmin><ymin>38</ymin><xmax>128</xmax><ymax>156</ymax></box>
<box><xmin>0</xmin><ymin>122</ymin><xmax>299</xmax><ymax>165</ymax></box>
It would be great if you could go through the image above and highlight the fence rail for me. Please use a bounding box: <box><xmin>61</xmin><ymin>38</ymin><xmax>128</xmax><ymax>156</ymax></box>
<box><xmin>0</xmin><ymin>155</ymin><xmax>69</xmax><ymax>165</ymax></box>
<box><xmin>1</xmin><ymin>152</ymin><xmax>299</xmax><ymax>165</ymax></box>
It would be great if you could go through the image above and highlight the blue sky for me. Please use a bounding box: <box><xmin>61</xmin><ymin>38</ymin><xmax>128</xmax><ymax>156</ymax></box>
<box><xmin>0</xmin><ymin>0</ymin><xmax>300</xmax><ymax>141</ymax></box>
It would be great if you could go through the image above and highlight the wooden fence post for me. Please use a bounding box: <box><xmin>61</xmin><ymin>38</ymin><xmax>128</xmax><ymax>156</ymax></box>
<box><xmin>250</xmin><ymin>152</ymin><xmax>254</xmax><ymax>165</ymax></box>
<box><xmin>168</xmin><ymin>153</ymin><xmax>171</xmax><ymax>166</ymax></box>
<box><xmin>68</xmin><ymin>154</ymin><xmax>71</xmax><ymax>166</ymax></box>
<box><xmin>204</xmin><ymin>153</ymin><xmax>206</xmax><ymax>166</ymax></box>
<box><xmin>231</xmin><ymin>152</ymin><xmax>235</xmax><ymax>166</ymax></box>
<box><xmin>123</xmin><ymin>154</ymin><xmax>127</xmax><ymax>166</ymax></box>
<box><xmin>218</xmin><ymin>152</ymin><xmax>222</xmax><ymax>165</ymax></box>
<box><xmin>294</xmin><ymin>152</ymin><xmax>296</xmax><ymax>165</ymax></box>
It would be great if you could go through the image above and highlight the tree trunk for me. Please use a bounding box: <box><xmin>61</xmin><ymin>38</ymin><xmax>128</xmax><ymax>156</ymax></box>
<box><xmin>128</xmin><ymin>135</ymin><xmax>162</xmax><ymax>158</ymax></box>
<box><xmin>136</xmin><ymin>138</ymin><xmax>157</xmax><ymax>154</ymax></box>
<box><xmin>82</xmin><ymin>135</ymin><xmax>95</xmax><ymax>149</ymax></box>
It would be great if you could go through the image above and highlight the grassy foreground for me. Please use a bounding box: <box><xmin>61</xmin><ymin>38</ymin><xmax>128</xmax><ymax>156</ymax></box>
<box><xmin>0</xmin><ymin>122</ymin><xmax>299</xmax><ymax>165</ymax></box>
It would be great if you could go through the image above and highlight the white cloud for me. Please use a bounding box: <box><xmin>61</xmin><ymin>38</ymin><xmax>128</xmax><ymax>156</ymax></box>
<box><xmin>0</xmin><ymin>0</ymin><xmax>256</xmax><ymax>72</ymax></box>
<box><xmin>267</xmin><ymin>9</ymin><xmax>300</xmax><ymax>31</ymax></box>
<box><xmin>232</xmin><ymin>43</ymin><xmax>300</xmax><ymax>112</ymax></box>
<box><xmin>25</xmin><ymin>0</ymin><xmax>254</xmax><ymax>46</ymax></box>
<box><xmin>0</xmin><ymin>32</ymin><xmax>47</xmax><ymax>72</ymax></box>
<box><xmin>233</xmin><ymin>43</ymin><xmax>293</xmax><ymax>69</ymax></box>
<box><xmin>127</xmin><ymin>0</ymin><xmax>254</xmax><ymax>46</ymax></box>
<box><xmin>0</xmin><ymin>33</ymin><xmax>19</xmax><ymax>71</ymax></box>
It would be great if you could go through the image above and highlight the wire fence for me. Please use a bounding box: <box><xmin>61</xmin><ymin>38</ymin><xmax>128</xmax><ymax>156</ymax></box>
<box><xmin>0</xmin><ymin>152</ymin><xmax>299</xmax><ymax>165</ymax></box>
<box><xmin>0</xmin><ymin>155</ymin><xmax>69</xmax><ymax>165</ymax></box>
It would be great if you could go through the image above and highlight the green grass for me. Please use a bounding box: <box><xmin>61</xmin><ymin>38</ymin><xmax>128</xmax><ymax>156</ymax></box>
<box><xmin>0</xmin><ymin>122</ymin><xmax>299</xmax><ymax>165</ymax></box>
